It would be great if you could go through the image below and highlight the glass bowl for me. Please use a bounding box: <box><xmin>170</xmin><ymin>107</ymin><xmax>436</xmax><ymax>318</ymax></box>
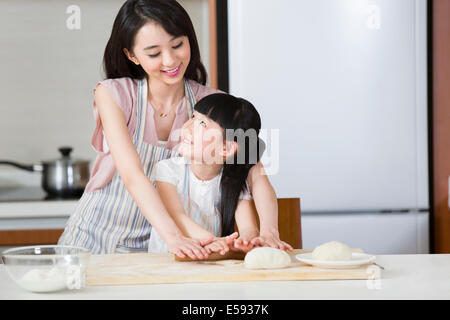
<box><xmin>1</xmin><ymin>245</ymin><xmax>91</xmax><ymax>293</ymax></box>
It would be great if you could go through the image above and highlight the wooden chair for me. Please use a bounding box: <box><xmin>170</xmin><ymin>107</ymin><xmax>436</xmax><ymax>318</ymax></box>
<box><xmin>277</xmin><ymin>198</ymin><xmax>302</xmax><ymax>249</ymax></box>
<box><xmin>248</xmin><ymin>198</ymin><xmax>302</xmax><ymax>249</ymax></box>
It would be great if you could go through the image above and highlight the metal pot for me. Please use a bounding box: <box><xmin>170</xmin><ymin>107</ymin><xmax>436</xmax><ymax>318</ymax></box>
<box><xmin>0</xmin><ymin>147</ymin><xmax>90</xmax><ymax>198</ymax></box>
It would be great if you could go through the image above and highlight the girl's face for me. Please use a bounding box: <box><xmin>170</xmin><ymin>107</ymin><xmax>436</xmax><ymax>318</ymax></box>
<box><xmin>179</xmin><ymin>111</ymin><xmax>231</xmax><ymax>165</ymax></box>
<box><xmin>125</xmin><ymin>21</ymin><xmax>191</xmax><ymax>86</ymax></box>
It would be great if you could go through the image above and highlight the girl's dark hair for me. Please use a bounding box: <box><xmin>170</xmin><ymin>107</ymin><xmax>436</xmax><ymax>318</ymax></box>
<box><xmin>103</xmin><ymin>0</ymin><xmax>207</xmax><ymax>84</ymax></box>
<box><xmin>194</xmin><ymin>93</ymin><xmax>263</xmax><ymax>236</ymax></box>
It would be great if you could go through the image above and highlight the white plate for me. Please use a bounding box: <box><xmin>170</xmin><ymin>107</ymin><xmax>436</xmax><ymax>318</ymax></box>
<box><xmin>295</xmin><ymin>252</ymin><xmax>376</xmax><ymax>269</ymax></box>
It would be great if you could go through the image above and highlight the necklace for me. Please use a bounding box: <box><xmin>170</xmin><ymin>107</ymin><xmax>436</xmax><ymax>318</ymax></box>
<box><xmin>159</xmin><ymin>111</ymin><xmax>171</xmax><ymax>118</ymax></box>
<box><xmin>148</xmin><ymin>82</ymin><xmax>185</xmax><ymax>118</ymax></box>
<box><xmin>151</xmin><ymin>99</ymin><xmax>181</xmax><ymax>118</ymax></box>
<box><xmin>153</xmin><ymin>105</ymin><xmax>177</xmax><ymax>118</ymax></box>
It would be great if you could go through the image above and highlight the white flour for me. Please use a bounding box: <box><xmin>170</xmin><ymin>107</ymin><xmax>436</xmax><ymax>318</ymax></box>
<box><xmin>18</xmin><ymin>267</ymin><xmax>67</xmax><ymax>292</ymax></box>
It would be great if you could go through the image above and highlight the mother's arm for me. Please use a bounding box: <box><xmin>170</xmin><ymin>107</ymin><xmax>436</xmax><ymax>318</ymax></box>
<box><xmin>94</xmin><ymin>84</ymin><xmax>209</xmax><ymax>259</ymax></box>
<box><xmin>155</xmin><ymin>180</ymin><xmax>215</xmax><ymax>241</ymax></box>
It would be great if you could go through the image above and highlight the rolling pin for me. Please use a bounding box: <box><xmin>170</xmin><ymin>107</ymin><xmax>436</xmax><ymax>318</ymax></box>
<box><xmin>174</xmin><ymin>251</ymin><xmax>246</xmax><ymax>261</ymax></box>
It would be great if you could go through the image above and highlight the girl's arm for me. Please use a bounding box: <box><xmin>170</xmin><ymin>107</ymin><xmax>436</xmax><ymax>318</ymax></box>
<box><xmin>232</xmin><ymin>199</ymin><xmax>260</xmax><ymax>252</ymax></box>
<box><xmin>154</xmin><ymin>180</ymin><xmax>215</xmax><ymax>241</ymax></box>
<box><xmin>94</xmin><ymin>84</ymin><xmax>209</xmax><ymax>259</ymax></box>
<box><xmin>247</xmin><ymin>162</ymin><xmax>293</xmax><ymax>251</ymax></box>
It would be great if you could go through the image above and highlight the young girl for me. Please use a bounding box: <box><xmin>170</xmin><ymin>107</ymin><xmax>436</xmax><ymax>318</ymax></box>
<box><xmin>149</xmin><ymin>93</ymin><xmax>292</xmax><ymax>254</ymax></box>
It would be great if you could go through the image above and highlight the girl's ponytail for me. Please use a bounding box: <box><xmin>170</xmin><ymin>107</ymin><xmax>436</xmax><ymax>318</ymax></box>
<box><xmin>194</xmin><ymin>94</ymin><xmax>263</xmax><ymax>236</ymax></box>
<box><xmin>220</xmin><ymin>163</ymin><xmax>255</xmax><ymax>236</ymax></box>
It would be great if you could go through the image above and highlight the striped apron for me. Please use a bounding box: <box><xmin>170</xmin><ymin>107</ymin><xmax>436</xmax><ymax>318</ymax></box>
<box><xmin>58</xmin><ymin>78</ymin><xmax>196</xmax><ymax>254</ymax></box>
<box><xmin>148</xmin><ymin>161</ymin><xmax>222</xmax><ymax>253</ymax></box>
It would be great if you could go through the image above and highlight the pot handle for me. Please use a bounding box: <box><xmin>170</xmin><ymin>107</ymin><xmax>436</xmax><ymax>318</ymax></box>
<box><xmin>0</xmin><ymin>161</ymin><xmax>43</xmax><ymax>172</ymax></box>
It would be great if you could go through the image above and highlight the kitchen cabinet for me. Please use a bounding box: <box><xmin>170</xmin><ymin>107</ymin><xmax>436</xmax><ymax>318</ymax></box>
<box><xmin>432</xmin><ymin>0</ymin><xmax>450</xmax><ymax>253</ymax></box>
<box><xmin>0</xmin><ymin>229</ymin><xmax>63</xmax><ymax>246</ymax></box>
<box><xmin>0</xmin><ymin>200</ymin><xmax>75</xmax><ymax>247</ymax></box>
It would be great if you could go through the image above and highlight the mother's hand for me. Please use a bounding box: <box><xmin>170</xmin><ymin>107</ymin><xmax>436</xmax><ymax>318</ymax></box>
<box><xmin>167</xmin><ymin>234</ymin><xmax>214</xmax><ymax>259</ymax></box>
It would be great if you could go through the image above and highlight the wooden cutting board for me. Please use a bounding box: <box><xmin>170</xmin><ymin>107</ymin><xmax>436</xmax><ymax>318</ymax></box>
<box><xmin>86</xmin><ymin>249</ymin><xmax>379</xmax><ymax>286</ymax></box>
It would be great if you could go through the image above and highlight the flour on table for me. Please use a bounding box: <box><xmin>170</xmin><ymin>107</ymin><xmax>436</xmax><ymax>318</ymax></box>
<box><xmin>18</xmin><ymin>267</ymin><xmax>67</xmax><ymax>293</ymax></box>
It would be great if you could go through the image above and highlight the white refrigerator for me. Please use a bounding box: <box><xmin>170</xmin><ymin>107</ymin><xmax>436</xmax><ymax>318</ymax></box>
<box><xmin>228</xmin><ymin>0</ymin><xmax>429</xmax><ymax>254</ymax></box>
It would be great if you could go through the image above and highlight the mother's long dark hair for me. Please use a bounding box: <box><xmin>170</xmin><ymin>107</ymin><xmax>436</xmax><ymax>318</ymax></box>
<box><xmin>103</xmin><ymin>0</ymin><xmax>207</xmax><ymax>84</ymax></box>
<box><xmin>194</xmin><ymin>94</ymin><xmax>264</xmax><ymax>236</ymax></box>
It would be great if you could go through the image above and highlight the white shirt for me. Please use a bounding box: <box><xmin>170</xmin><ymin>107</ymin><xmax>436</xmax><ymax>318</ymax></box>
<box><xmin>148</xmin><ymin>157</ymin><xmax>252</xmax><ymax>253</ymax></box>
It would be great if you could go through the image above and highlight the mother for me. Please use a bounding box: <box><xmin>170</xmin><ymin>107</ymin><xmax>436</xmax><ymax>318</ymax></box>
<box><xmin>58</xmin><ymin>0</ymin><xmax>286</xmax><ymax>256</ymax></box>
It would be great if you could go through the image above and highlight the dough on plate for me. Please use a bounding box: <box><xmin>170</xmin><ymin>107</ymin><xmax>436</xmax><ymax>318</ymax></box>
<box><xmin>312</xmin><ymin>241</ymin><xmax>352</xmax><ymax>261</ymax></box>
<box><xmin>244</xmin><ymin>247</ymin><xmax>291</xmax><ymax>269</ymax></box>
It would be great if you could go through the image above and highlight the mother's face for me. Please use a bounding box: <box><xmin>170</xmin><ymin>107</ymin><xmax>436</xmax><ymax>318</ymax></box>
<box><xmin>124</xmin><ymin>21</ymin><xmax>191</xmax><ymax>86</ymax></box>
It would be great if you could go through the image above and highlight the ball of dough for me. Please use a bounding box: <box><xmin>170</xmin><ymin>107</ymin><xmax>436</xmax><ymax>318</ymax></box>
<box><xmin>312</xmin><ymin>241</ymin><xmax>352</xmax><ymax>261</ymax></box>
<box><xmin>244</xmin><ymin>247</ymin><xmax>291</xmax><ymax>269</ymax></box>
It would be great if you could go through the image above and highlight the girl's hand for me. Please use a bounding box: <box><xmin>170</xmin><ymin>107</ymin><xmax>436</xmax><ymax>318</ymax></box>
<box><xmin>251</xmin><ymin>229</ymin><xmax>294</xmax><ymax>251</ymax></box>
<box><xmin>204</xmin><ymin>232</ymin><xmax>239</xmax><ymax>255</ymax></box>
<box><xmin>167</xmin><ymin>234</ymin><xmax>213</xmax><ymax>259</ymax></box>
<box><xmin>232</xmin><ymin>230</ymin><xmax>260</xmax><ymax>253</ymax></box>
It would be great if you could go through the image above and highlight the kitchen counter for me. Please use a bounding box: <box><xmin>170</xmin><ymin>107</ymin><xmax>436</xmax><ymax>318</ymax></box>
<box><xmin>0</xmin><ymin>200</ymin><xmax>77</xmax><ymax>219</ymax></box>
<box><xmin>0</xmin><ymin>200</ymin><xmax>76</xmax><ymax>231</ymax></box>
<box><xmin>1</xmin><ymin>254</ymin><xmax>450</xmax><ymax>300</ymax></box>
<box><xmin>0</xmin><ymin>169</ymin><xmax>78</xmax><ymax>230</ymax></box>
